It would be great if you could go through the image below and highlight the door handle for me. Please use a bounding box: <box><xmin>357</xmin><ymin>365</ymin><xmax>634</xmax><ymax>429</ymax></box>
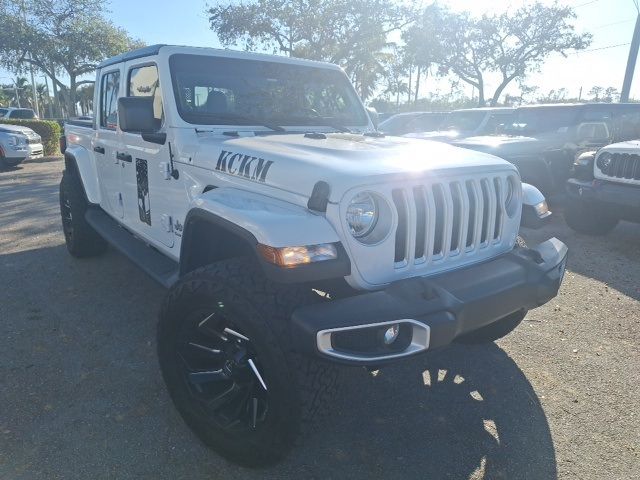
<box><xmin>116</xmin><ymin>152</ymin><xmax>132</xmax><ymax>163</ymax></box>
<box><xmin>93</xmin><ymin>146</ymin><xmax>105</xmax><ymax>154</ymax></box>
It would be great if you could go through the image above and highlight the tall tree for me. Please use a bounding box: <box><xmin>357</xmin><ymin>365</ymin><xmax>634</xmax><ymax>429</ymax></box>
<box><xmin>419</xmin><ymin>2</ymin><xmax>591</xmax><ymax>106</ymax></box>
<box><xmin>0</xmin><ymin>0</ymin><xmax>143</xmax><ymax>115</ymax></box>
<box><xmin>207</xmin><ymin>0</ymin><xmax>413</xmax><ymax>100</ymax></box>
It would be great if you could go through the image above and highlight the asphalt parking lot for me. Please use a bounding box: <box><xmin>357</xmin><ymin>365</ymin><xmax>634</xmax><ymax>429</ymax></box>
<box><xmin>1</xmin><ymin>157</ymin><xmax>639</xmax><ymax>480</ymax></box>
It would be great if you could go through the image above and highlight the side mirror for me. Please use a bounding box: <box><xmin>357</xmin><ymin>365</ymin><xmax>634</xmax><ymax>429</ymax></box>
<box><xmin>118</xmin><ymin>97</ymin><xmax>157</xmax><ymax>133</ymax></box>
<box><xmin>366</xmin><ymin>106</ymin><xmax>379</xmax><ymax>129</ymax></box>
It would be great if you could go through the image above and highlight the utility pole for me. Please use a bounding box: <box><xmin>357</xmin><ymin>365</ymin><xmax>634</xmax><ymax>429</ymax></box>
<box><xmin>43</xmin><ymin>75</ymin><xmax>53</xmax><ymax>118</ymax></box>
<box><xmin>621</xmin><ymin>7</ymin><xmax>640</xmax><ymax>102</ymax></box>
<box><xmin>21</xmin><ymin>0</ymin><xmax>39</xmax><ymax>116</ymax></box>
<box><xmin>13</xmin><ymin>82</ymin><xmax>21</xmax><ymax>108</ymax></box>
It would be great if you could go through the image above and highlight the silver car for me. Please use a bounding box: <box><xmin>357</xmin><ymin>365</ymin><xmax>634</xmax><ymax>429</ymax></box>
<box><xmin>0</xmin><ymin>124</ymin><xmax>44</xmax><ymax>168</ymax></box>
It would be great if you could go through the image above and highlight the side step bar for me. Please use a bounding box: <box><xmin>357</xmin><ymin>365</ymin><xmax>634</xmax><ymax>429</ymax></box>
<box><xmin>85</xmin><ymin>208</ymin><xmax>178</xmax><ymax>288</ymax></box>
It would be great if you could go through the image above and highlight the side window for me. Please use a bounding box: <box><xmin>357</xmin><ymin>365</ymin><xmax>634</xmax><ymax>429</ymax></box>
<box><xmin>100</xmin><ymin>70</ymin><xmax>120</xmax><ymax>129</ymax></box>
<box><xmin>128</xmin><ymin>64</ymin><xmax>163</xmax><ymax>125</ymax></box>
<box><xmin>481</xmin><ymin>114</ymin><xmax>505</xmax><ymax>134</ymax></box>
<box><xmin>581</xmin><ymin>107</ymin><xmax>612</xmax><ymax>123</ymax></box>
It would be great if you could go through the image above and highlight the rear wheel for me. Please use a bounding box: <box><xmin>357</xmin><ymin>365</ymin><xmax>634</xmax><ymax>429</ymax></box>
<box><xmin>59</xmin><ymin>170</ymin><xmax>107</xmax><ymax>257</ymax></box>
<box><xmin>564</xmin><ymin>197</ymin><xmax>618</xmax><ymax>235</ymax></box>
<box><xmin>158</xmin><ymin>258</ymin><xmax>339</xmax><ymax>467</ymax></box>
<box><xmin>0</xmin><ymin>156</ymin><xmax>24</xmax><ymax>169</ymax></box>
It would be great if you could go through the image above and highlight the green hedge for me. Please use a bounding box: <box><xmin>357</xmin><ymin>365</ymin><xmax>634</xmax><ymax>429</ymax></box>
<box><xmin>0</xmin><ymin>119</ymin><xmax>62</xmax><ymax>156</ymax></box>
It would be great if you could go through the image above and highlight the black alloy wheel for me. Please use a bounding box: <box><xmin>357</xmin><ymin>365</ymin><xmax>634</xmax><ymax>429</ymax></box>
<box><xmin>176</xmin><ymin>307</ymin><xmax>269</xmax><ymax>431</ymax></box>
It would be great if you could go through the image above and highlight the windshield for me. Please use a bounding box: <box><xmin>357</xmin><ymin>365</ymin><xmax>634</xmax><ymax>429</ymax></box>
<box><xmin>505</xmin><ymin>107</ymin><xmax>580</xmax><ymax>134</ymax></box>
<box><xmin>441</xmin><ymin>110</ymin><xmax>486</xmax><ymax>131</ymax></box>
<box><xmin>169</xmin><ymin>54</ymin><xmax>369</xmax><ymax>128</ymax></box>
<box><xmin>0</xmin><ymin>108</ymin><xmax>7</xmax><ymax>118</ymax></box>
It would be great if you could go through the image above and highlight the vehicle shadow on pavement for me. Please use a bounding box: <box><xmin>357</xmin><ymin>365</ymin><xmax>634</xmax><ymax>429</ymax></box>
<box><xmin>270</xmin><ymin>345</ymin><xmax>557</xmax><ymax>480</ymax></box>
<box><xmin>1</xmin><ymin>245</ymin><xmax>556</xmax><ymax>480</ymax></box>
<box><xmin>522</xmin><ymin>214</ymin><xmax>640</xmax><ymax>301</ymax></box>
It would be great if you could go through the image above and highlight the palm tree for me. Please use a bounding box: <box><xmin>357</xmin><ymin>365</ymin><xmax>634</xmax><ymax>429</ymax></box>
<box><xmin>12</xmin><ymin>77</ymin><xmax>32</xmax><ymax>109</ymax></box>
<box><xmin>0</xmin><ymin>88</ymin><xmax>10</xmax><ymax>107</ymax></box>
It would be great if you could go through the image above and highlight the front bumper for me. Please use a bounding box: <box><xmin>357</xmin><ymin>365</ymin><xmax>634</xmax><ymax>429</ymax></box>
<box><xmin>567</xmin><ymin>178</ymin><xmax>640</xmax><ymax>212</ymax></box>
<box><xmin>291</xmin><ymin>238</ymin><xmax>568</xmax><ymax>365</ymax></box>
<box><xmin>28</xmin><ymin>143</ymin><xmax>44</xmax><ymax>159</ymax></box>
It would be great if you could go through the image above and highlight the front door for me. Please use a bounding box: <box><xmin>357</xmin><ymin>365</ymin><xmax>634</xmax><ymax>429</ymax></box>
<box><xmin>95</xmin><ymin>68</ymin><xmax>124</xmax><ymax>218</ymax></box>
<box><xmin>119</xmin><ymin>61</ymin><xmax>175</xmax><ymax>248</ymax></box>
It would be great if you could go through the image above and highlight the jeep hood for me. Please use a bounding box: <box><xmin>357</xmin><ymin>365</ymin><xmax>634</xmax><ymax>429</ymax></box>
<box><xmin>454</xmin><ymin>135</ymin><xmax>542</xmax><ymax>155</ymax></box>
<box><xmin>194</xmin><ymin>132</ymin><xmax>516</xmax><ymax>201</ymax></box>
<box><xmin>602</xmin><ymin>139</ymin><xmax>640</xmax><ymax>151</ymax></box>
<box><xmin>403</xmin><ymin>129</ymin><xmax>465</xmax><ymax>143</ymax></box>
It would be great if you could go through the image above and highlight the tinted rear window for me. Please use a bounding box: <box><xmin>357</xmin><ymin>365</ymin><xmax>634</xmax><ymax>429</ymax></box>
<box><xmin>10</xmin><ymin>109</ymin><xmax>36</xmax><ymax>119</ymax></box>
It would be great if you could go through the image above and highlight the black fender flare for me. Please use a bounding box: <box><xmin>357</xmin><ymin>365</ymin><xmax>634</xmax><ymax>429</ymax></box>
<box><xmin>179</xmin><ymin>208</ymin><xmax>351</xmax><ymax>284</ymax></box>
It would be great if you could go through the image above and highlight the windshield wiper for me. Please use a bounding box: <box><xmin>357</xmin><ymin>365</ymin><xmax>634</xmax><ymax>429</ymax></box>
<box><xmin>315</xmin><ymin>123</ymin><xmax>352</xmax><ymax>133</ymax></box>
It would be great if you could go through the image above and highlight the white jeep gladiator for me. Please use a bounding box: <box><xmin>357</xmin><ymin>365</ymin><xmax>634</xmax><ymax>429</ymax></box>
<box><xmin>60</xmin><ymin>45</ymin><xmax>567</xmax><ymax>466</ymax></box>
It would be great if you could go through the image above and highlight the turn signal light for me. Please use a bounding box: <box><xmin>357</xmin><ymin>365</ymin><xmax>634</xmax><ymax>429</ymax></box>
<box><xmin>257</xmin><ymin>243</ymin><xmax>338</xmax><ymax>267</ymax></box>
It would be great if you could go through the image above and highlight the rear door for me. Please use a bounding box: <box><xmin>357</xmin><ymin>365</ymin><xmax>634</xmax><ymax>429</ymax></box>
<box><xmin>95</xmin><ymin>67</ymin><xmax>124</xmax><ymax>218</ymax></box>
<box><xmin>118</xmin><ymin>61</ymin><xmax>175</xmax><ymax>248</ymax></box>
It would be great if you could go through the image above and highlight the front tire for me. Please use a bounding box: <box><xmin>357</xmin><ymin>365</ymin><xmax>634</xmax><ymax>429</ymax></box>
<box><xmin>158</xmin><ymin>258</ymin><xmax>339</xmax><ymax>467</ymax></box>
<box><xmin>564</xmin><ymin>198</ymin><xmax>618</xmax><ymax>235</ymax></box>
<box><xmin>59</xmin><ymin>170</ymin><xmax>107</xmax><ymax>257</ymax></box>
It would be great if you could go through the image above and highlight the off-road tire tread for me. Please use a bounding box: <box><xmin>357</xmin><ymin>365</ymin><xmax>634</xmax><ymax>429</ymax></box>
<box><xmin>564</xmin><ymin>198</ymin><xmax>618</xmax><ymax>236</ymax></box>
<box><xmin>158</xmin><ymin>258</ymin><xmax>340</xmax><ymax>466</ymax></box>
<box><xmin>59</xmin><ymin>170</ymin><xmax>107</xmax><ymax>257</ymax></box>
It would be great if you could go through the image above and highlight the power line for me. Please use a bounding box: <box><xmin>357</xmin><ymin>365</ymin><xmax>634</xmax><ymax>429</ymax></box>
<box><xmin>593</xmin><ymin>19</ymin><xmax>634</xmax><ymax>29</ymax></box>
<box><xmin>569</xmin><ymin>42</ymin><xmax>631</xmax><ymax>54</ymax></box>
<box><xmin>574</xmin><ymin>0</ymin><xmax>600</xmax><ymax>8</ymax></box>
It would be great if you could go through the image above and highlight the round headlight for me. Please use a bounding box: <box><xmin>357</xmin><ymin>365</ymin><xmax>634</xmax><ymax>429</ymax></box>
<box><xmin>596</xmin><ymin>151</ymin><xmax>612</xmax><ymax>172</ymax></box>
<box><xmin>346</xmin><ymin>192</ymin><xmax>378</xmax><ymax>238</ymax></box>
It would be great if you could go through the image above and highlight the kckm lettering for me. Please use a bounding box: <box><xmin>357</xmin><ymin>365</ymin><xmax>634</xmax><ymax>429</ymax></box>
<box><xmin>215</xmin><ymin>150</ymin><xmax>274</xmax><ymax>182</ymax></box>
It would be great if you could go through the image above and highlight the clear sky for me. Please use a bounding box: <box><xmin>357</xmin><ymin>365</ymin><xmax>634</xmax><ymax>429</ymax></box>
<box><xmin>2</xmin><ymin>0</ymin><xmax>639</xmax><ymax>102</ymax></box>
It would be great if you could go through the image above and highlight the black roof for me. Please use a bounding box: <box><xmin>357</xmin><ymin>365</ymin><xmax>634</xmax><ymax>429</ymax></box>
<box><xmin>98</xmin><ymin>44</ymin><xmax>167</xmax><ymax>69</ymax></box>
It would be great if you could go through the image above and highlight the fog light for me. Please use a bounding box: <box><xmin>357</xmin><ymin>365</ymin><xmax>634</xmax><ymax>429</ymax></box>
<box><xmin>383</xmin><ymin>324</ymin><xmax>400</xmax><ymax>345</ymax></box>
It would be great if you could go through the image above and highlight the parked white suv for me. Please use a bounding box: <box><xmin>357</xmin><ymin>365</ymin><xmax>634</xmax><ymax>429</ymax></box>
<box><xmin>0</xmin><ymin>124</ymin><xmax>43</xmax><ymax>167</ymax></box>
<box><xmin>60</xmin><ymin>44</ymin><xmax>567</xmax><ymax>466</ymax></box>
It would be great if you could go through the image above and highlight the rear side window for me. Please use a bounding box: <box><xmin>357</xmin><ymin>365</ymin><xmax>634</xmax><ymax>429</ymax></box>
<box><xmin>9</xmin><ymin>109</ymin><xmax>36</xmax><ymax>119</ymax></box>
<box><xmin>0</xmin><ymin>108</ymin><xmax>7</xmax><ymax>117</ymax></box>
<box><xmin>100</xmin><ymin>70</ymin><xmax>120</xmax><ymax>129</ymax></box>
<box><xmin>128</xmin><ymin>64</ymin><xmax>163</xmax><ymax>126</ymax></box>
